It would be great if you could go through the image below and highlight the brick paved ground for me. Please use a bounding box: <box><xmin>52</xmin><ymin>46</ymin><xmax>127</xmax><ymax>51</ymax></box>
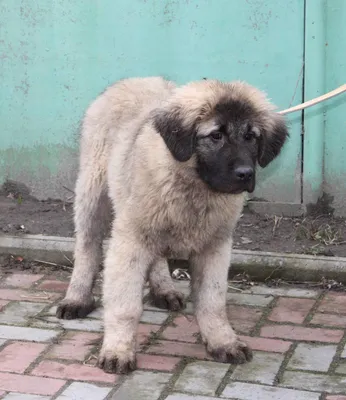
<box><xmin>0</xmin><ymin>270</ymin><xmax>346</xmax><ymax>399</ymax></box>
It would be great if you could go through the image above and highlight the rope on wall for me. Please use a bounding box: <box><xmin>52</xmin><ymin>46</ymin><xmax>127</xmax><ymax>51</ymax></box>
<box><xmin>278</xmin><ymin>84</ymin><xmax>346</xmax><ymax>115</ymax></box>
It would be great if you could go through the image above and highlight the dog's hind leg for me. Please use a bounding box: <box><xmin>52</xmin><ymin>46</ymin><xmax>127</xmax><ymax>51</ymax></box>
<box><xmin>148</xmin><ymin>259</ymin><xmax>186</xmax><ymax>311</ymax></box>
<box><xmin>57</xmin><ymin>115</ymin><xmax>111</xmax><ymax>320</ymax></box>
<box><xmin>57</xmin><ymin>168</ymin><xmax>111</xmax><ymax>319</ymax></box>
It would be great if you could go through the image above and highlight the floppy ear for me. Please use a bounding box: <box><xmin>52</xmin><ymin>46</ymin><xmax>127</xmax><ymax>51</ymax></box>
<box><xmin>258</xmin><ymin>115</ymin><xmax>289</xmax><ymax>168</ymax></box>
<box><xmin>153</xmin><ymin>106</ymin><xmax>196</xmax><ymax>162</ymax></box>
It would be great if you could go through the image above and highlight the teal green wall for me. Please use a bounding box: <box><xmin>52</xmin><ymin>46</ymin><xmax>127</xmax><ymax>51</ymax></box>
<box><xmin>324</xmin><ymin>1</ymin><xmax>346</xmax><ymax>215</ymax></box>
<box><xmin>302</xmin><ymin>0</ymin><xmax>346</xmax><ymax>215</ymax></box>
<box><xmin>303</xmin><ymin>0</ymin><xmax>326</xmax><ymax>205</ymax></box>
<box><xmin>2</xmin><ymin>0</ymin><xmax>345</xmax><ymax>214</ymax></box>
<box><xmin>0</xmin><ymin>0</ymin><xmax>304</xmax><ymax>202</ymax></box>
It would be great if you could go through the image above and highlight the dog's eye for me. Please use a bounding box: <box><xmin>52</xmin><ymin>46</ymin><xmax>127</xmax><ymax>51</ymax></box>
<box><xmin>210</xmin><ymin>131</ymin><xmax>223</xmax><ymax>141</ymax></box>
<box><xmin>244</xmin><ymin>131</ymin><xmax>255</xmax><ymax>141</ymax></box>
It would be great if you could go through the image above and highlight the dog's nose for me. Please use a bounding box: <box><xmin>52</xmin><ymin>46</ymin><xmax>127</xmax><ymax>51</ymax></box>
<box><xmin>235</xmin><ymin>166</ymin><xmax>254</xmax><ymax>182</ymax></box>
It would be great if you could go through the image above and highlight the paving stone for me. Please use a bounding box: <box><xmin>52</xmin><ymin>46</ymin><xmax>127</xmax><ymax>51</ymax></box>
<box><xmin>0</xmin><ymin>301</ymin><xmax>46</xmax><ymax>325</ymax></box>
<box><xmin>0</xmin><ymin>372</ymin><xmax>65</xmax><ymax>396</ymax></box>
<box><xmin>44</xmin><ymin>316</ymin><xmax>103</xmax><ymax>332</ymax></box>
<box><xmin>231</xmin><ymin>351</ymin><xmax>284</xmax><ymax>385</ymax></box>
<box><xmin>4</xmin><ymin>268</ymin><xmax>346</xmax><ymax>400</ymax></box>
<box><xmin>310</xmin><ymin>313</ymin><xmax>346</xmax><ymax>328</ymax></box>
<box><xmin>184</xmin><ymin>302</ymin><xmax>194</xmax><ymax>314</ymax></box>
<box><xmin>64</xmin><ymin>330</ymin><xmax>101</xmax><ymax>345</ymax></box>
<box><xmin>46</xmin><ymin>305</ymin><xmax>57</xmax><ymax>315</ymax></box>
<box><xmin>32</xmin><ymin>360</ymin><xmax>117</xmax><ymax>384</ymax></box>
<box><xmin>221</xmin><ymin>381</ymin><xmax>320</xmax><ymax>399</ymax></box>
<box><xmin>111</xmin><ymin>371</ymin><xmax>171</xmax><ymax>400</ymax></box>
<box><xmin>143</xmin><ymin>286</ymin><xmax>150</xmax><ymax>297</ymax></box>
<box><xmin>46</xmin><ymin>331</ymin><xmax>100</xmax><ymax>361</ymax></box>
<box><xmin>268</xmin><ymin>298</ymin><xmax>315</xmax><ymax>324</ymax></box>
<box><xmin>2</xmin><ymin>274</ymin><xmax>44</xmax><ymax>288</ymax></box>
<box><xmin>0</xmin><ymin>289</ymin><xmax>59</xmax><ymax>302</ymax></box>
<box><xmin>260</xmin><ymin>324</ymin><xmax>343</xmax><ymax>343</ymax></box>
<box><xmin>226</xmin><ymin>293</ymin><xmax>273</xmax><ymax>307</ymax></box>
<box><xmin>143</xmin><ymin>302</ymin><xmax>160</xmax><ymax>312</ymax></box>
<box><xmin>137</xmin><ymin>323</ymin><xmax>160</xmax><ymax>346</ymax></box>
<box><xmin>335</xmin><ymin>363</ymin><xmax>346</xmax><ymax>374</ymax></box>
<box><xmin>239</xmin><ymin>335</ymin><xmax>292</xmax><ymax>353</ymax></box>
<box><xmin>166</xmin><ymin>395</ymin><xmax>217</xmax><ymax>400</ymax></box>
<box><xmin>227</xmin><ymin>305</ymin><xmax>263</xmax><ymax>334</ymax></box>
<box><xmin>174</xmin><ymin>361</ymin><xmax>228</xmax><ymax>396</ymax></box>
<box><xmin>55</xmin><ymin>382</ymin><xmax>112</xmax><ymax>400</ymax></box>
<box><xmin>31</xmin><ymin>319</ymin><xmax>61</xmax><ymax>330</ymax></box>
<box><xmin>37</xmin><ymin>280</ymin><xmax>69</xmax><ymax>292</ymax></box>
<box><xmin>162</xmin><ymin>316</ymin><xmax>199</xmax><ymax>343</ymax></box>
<box><xmin>319</xmin><ymin>293</ymin><xmax>346</xmax><ymax>314</ymax></box>
<box><xmin>3</xmin><ymin>394</ymin><xmax>50</xmax><ymax>400</ymax></box>
<box><xmin>243</xmin><ymin>286</ymin><xmax>319</xmax><ymax>298</ymax></box>
<box><xmin>143</xmin><ymin>302</ymin><xmax>168</xmax><ymax>312</ymax></box>
<box><xmin>0</xmin><ymin>300</ymin><xmax>9</xmax><ymax>310</ymax></box>
<box><xmin>140</xmin><ymin>310</ymin><xmax>169</xmax><ymax>324</ymax></box>
<box><xmin>145</xmin><ymin>301</ymin><xmax>194</xmax><ymax>314</ymax></box>
<box><xmin>88</xmin><ymin>307</ymin><xmax>170</xmax><ymax>325</ymax></box>
<box><xmin>88</xmin><ymin>307</ymin><xmax>103</xmax><ymax>319</ymax></box>
<box><xmin>137</xmin><ymin>354</ymin><xmax>181</xmax><ymax>371</ymax></box>
<box><xmin>146</xmin><ymin>340</ymin><xmax>210</xmax><ymax>360</ymax></box>
<box><xmin>281</xmin><ymin>370</ymin><xmax>346</xmax><ymax>394</ymax></box>
<box><xmin>341</xmin><ymin>344</ymin><xmax>346</xmax><ymax>358</ymax></box>
<box><xmin>287</xmin><ymin>343</ymin><xmax>337</xmax><ymax>372</ymax></box>
<box><xmin>0</xmin><ymin>342</ymin><xmax>47</xmax><ymax>373</ymax></box>
<box><xmin>0</xmin><ymin>325</ymin><xmax>59</xmax><ymax>342</ymax></box>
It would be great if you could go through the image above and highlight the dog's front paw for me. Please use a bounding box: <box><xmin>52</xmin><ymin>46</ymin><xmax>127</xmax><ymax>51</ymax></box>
<box><xmin>207</xmin><ymin>339</ymin><xmax>253</xmax><ymax>365</ymax></box>
<box><xmin>97</xmin><ymin>346</ymin><xmax>136</xmax><ymax>374</ymax></box>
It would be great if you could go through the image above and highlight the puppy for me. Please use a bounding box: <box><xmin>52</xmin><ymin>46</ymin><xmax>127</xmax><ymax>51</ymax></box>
<box><xmin>57</xmin><ymin>77</ymin><xmax>288</xmax><ymax>373</ymax></box>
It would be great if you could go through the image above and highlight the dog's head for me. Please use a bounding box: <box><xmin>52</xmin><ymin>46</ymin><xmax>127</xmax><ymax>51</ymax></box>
<box><xmin>153</xmin><ymin>80</ymin><xmax>289</xmax><ymax>194</ymax></box>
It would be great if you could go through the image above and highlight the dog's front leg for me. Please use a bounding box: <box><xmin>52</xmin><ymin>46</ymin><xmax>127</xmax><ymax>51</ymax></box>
<box><xmin>191</xmin><ymin>238</ymin><xmax>253</xmax><ymax>365</ymax></box>
<box><xmin>98</xmin><ymin>228</ymin><xmax>153</xmax><ymax>374</ymax></box>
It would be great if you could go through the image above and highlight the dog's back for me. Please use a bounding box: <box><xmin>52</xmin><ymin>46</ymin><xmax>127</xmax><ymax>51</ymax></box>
<box><xmin>81</xmin><ymin>77</ymin><xmax>175</xmax><ymax>150</ymax></box>
<box><xmin>75</xmin><ymin>77</ymin><xmax>175</xmax><ymax>209</ymax></box>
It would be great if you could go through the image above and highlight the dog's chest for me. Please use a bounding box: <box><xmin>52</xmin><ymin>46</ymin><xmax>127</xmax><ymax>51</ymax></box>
<box><xmin>140</xmin><ymin>193</ymin><xmax>240</xmax><ymax>258</ymax></box>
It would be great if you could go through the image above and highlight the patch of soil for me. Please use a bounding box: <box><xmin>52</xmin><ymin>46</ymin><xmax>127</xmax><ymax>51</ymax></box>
<box><xmin>1</xmin><ymin>193</ymin><xmax>346</xmax><ymax>257</ymax></box>
<box><xmin>0</xmin><ymin>194</ymin><xmax>74</xmax><ymax>237</ymax></box>
<box><xmin>234</xmin><ymin>211</ymin><xmax>346</xmax><ymax>257</ymax></box>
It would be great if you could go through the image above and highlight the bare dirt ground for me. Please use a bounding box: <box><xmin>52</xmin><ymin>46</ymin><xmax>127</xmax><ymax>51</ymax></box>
<box><xmin>1</xmin><ymin>192</ymin><xmax>346</xmax><ymax>258</ymax></box>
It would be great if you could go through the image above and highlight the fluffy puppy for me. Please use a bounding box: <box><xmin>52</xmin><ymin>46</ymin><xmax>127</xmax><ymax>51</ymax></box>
<box><xmin>57</xmin><ymin>77</ymin><xmax>288</xmax><ymax>373</ymax></box>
